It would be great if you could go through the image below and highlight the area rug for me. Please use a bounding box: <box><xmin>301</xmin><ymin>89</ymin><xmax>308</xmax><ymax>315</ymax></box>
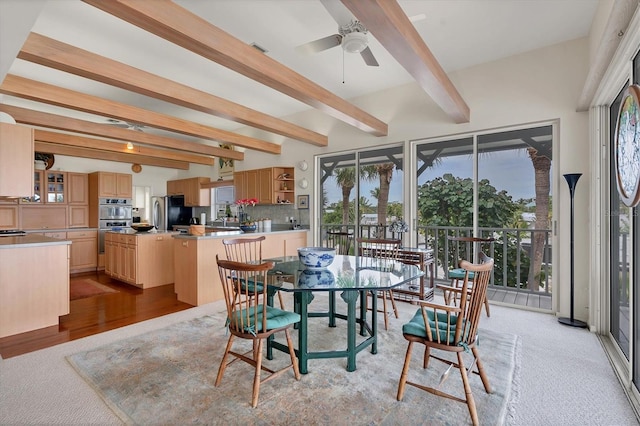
<box><xmin>70</xmin><ymin>279</ymin><xmax>118</xmax><ymax>301</ymax></box>
<box><xmin>67</xmin><ymin>298</ymin><xmax>520</xmax><ymax>425</ymax></box>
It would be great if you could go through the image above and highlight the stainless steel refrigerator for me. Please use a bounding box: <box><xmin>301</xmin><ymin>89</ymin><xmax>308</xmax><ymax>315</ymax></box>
<box><xmin>151</xmin><ymin>195</ymin><xmax>192</xmax><ymax>230</ymax></box>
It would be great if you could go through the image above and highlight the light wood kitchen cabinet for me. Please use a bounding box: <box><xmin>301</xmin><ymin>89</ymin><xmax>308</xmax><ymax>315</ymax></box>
<box><xmin>258</xmin><ymin>168</ymin><xmax>273</xmax><ymax>204</ymax></box>
<box><xmin>20</xmin><ymin>171</ymin><xmax>43</xmax><ymax>204</ymax></box>
<box><xmin>44</xmin><ymin>171</ymin><xmax>66</xmax><ymax>203</ymax></box>
<box><xmin>89</xmin><ymin>172</ymin><xmax>133</xmax><ymax>199</ymax></box>
<box><xmin>233</xmin><ymin>171</ymin><xmax>247</xmax><ymax>201</ymax></box>
<box><xmin>68</xmin><ymin>205</ymin><xmax>89</xmax><ymax>228</ymax></box>
<box><xmin>166</xmin><ymin>177</ymin><xmax>210</xmax><ymax>206</ymax></box>
<box><xmin>166</xmin><ymin>179</ymin><xmax>183</xmax><ymax>196</ymax></box>
<box><xmin>0</xmin><ymin>238</ymin><xmax>70</xmax><ymax>338</ymax></box>
<box><xmin>20</xmin><ymin>205</ymin><xmax>67</xmax><ymax>229</ymax></box>
<box><xmin>0</xmin><ymin>123</ymin><xmax>34</xmax><ymax>198</ymax></box>
<box><xmin>117</xmin><ymin>173</ymin><xmax>133</xmax><ymax>198</ymax></box>
<box><xmin>67</xmin><ymin>230</ymin><xmax>97</xmax><ymax>273</ymax></box>
<box><xmin>0</xmin><ymin>204</ymin><xmax>19</xmax><ymax>230</ymax></box>
<box><xmin>233</xmin><ymin>167</ymin><xmax>294</xmax><ymax>204</ymax></box>
<box><xmin>105</xmin><ymin>232</ymin><xmax>174</xmax><ymax>288</ymax></box>
<box><xmin>67</xmin><ymin>172</ymin><xmax>88</xmax><ymax>205</ymax></box>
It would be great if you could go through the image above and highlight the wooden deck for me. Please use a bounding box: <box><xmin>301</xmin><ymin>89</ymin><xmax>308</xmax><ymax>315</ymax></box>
<box><xmin>487</xmin><ymin>286</ymin><xmax>553</xmax><ymax>310</ymax></box>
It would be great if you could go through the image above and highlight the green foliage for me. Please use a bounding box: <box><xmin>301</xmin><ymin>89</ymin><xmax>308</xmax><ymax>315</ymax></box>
<box><xmin>417</xmin><ymin>174</ymin><xmax>517</xmax><ymax>227</ymax></box>
<box><xmin>418</xmin><ymin>174</ymin><xmax>531</xmax><ymax>287</ymax></box>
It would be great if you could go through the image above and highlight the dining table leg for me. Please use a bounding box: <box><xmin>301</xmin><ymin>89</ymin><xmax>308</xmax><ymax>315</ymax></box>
<box><xmin>328</xmin><ymin>291</ymin><xmax>336</xmax><ymax>327</ymax></box>
<box><xmin>341</xmin><ymin>290</ymin><xmax>359</xmax><ymax>372</ymax></box>
<box><xmin>297</xmin><ymin>291</ymin><xmax>312</xmax><ymax>374</ymax></box>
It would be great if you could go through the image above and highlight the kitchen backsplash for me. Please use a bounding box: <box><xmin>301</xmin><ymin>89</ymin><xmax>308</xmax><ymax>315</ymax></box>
<box><xmin>192</xmin><ymin>205</ymin><xmax>309</xmax><ymax>226</ymax></box>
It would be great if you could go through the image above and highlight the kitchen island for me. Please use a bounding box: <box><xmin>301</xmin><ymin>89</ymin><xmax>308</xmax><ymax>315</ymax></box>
<box><xmin>105</xmin><ymin>230</ymin><xmax>178</xmax><ymax>288</ymax></box>
<box><xmin>0</xmin><ymin>234</ymin><xmax>71</xmax><ymax>338</ymax></box>
<box><xmin>173</xmin><ymin>229</ymin><xmax>307</xmax><ymax>306</ymax></box>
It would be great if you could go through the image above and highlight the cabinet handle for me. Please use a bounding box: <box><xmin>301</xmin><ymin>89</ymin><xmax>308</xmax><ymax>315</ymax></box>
<box><xmin>156</xmin><ymin>236</ymin><xmax>163</xmax><ymax>241</ymax></box>
<box><xmin>182</xmin><ymin>241</ymin><xmax>189</xmax><ymax>247</ymax></box>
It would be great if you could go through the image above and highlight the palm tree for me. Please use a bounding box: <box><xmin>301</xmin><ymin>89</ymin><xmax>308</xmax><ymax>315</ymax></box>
<box><xmin>375</xmin><ymin>163</ymin><xmax>395</xmax><ymax>226</ymax></box>
<box><xmin>527</xmin><ymin>147</ymin><xmax>551</xmax><ymax>292</ymax></box>
<box><xmin>334</xmin><ymin>167</ymin><xmax>356</xmax><ymax>229</ymax></box>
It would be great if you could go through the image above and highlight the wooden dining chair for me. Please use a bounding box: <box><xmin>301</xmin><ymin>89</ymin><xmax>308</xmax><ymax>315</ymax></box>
<box><xmin>357</xmin><ymin>237</ymin><xmax>401</xmax><ymax>330</ymax></box>
<box><xmin>445</xmin><ymin>236</ymin><xmax>494</xmax><ymax>316</ymax></box>
<box><xmin>397</xmin><ymin>252</ymin><xmax>494</xmax><ymax>426</ymax></box>
<box><xmin>215</xmin><ymin>257</ymin><xmax>301</xmax><ymax>407</ymax></box>
<box><xmin>222</xmin><ymin>236</ymin><xmax>285</xmax><ymax>309</ymax></box>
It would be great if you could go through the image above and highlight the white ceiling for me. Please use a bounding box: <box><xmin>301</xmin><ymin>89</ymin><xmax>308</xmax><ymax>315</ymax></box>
<box><xmin>2</xmin><ymin>0</ymin><xmax>598</xmax><ymax>138</ymax></box>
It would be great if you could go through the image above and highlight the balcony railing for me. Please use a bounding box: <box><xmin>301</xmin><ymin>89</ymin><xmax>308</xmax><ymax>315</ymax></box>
<box><xmin>319</xmin><ymin>224</ymin><xmax>553</xmax><ymax>297</ymax></box>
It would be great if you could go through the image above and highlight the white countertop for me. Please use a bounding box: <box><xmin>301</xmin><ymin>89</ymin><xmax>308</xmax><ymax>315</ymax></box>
<box><xmin>0</xmin><ymin>234</ymin><xmax>73</xmax><ymax>248</ymax></box>
<box><xmin>172</xmin><ymin>228</ymin><xmax>308</xmax><ymax>240</ymax></box>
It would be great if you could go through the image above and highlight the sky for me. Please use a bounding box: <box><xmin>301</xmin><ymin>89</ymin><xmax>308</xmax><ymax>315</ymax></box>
<box><xmin>323</xmin><ymin>148</ymin><xmax>551</xmax><ymax>205</ymax></box>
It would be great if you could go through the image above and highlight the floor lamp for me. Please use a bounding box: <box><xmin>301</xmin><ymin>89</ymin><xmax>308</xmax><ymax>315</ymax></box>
<box><xmin>558</xmin><ymin>173</ymin><xmax>588</xmax><ymax>328</ymax></box>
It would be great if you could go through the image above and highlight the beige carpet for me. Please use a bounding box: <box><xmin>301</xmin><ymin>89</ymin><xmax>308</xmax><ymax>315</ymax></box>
<box><xmin>67</xmin><ymin>295</ymin><xmax>519</xmax><ymax>425</ymax></box>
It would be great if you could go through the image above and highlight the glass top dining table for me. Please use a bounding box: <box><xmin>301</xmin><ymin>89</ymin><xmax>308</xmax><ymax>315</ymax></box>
<box><xmin>265</xmin><ymin>254</ymin><xmax>424</xmax><ymax>374</ymax></box>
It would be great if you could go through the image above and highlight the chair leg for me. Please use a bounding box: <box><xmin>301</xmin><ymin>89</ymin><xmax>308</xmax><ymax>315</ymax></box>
<box><xmin>423</xmin><ymin>346</ymin><xmax>431</xmax><ymax>369</ymax></box>
<box><xmin>457</xmin><ymin>352</ymin><xmax>479</xmax><ymax>426</ymax></box>
<box><xmin>472</xmin><ymin>346</ymin><xmax>492</xmax><ymax>393</ymax></box>
<box><xmin>251</xmin><ymin>338</ymin><xmax>264</xmax><ymax>408</ymax></box>
<box><xmin>396</xmin><ymin>341</ymin><xmax>414</xmax><ymax>401</ymax></box>
<box><xmin>215</xmin><ymin>335</ymin><xmax>235</xmax><ymax>387</ymax></box>
<box><xmin>277</xmin><ymin>291</ymin><xmax>285</xmax><ymax>310</ymax></box>
<box><xmin>388</xmin><ymin>290</ymin><xmax>399</xmax><ymax>318</ymax></box>
<box><xmin>284</xmin><ymin>328</ymin><xmax>301</xmax><ymax>380</ymax></box>
<box><xmin>483</xmin><ymin>295</ymin><xmax>490</xmax><ymax>317</ymax></box>
<box><xmin>381</xmin><ymin>291</ymin><xmax>389</xmax><ymax>330</ymax></box>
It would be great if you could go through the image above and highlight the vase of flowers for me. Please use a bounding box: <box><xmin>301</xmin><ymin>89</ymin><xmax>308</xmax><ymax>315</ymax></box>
<box><xmin>235</xmin><ymin>198</ymin><xmax>258</xmax><ymax>224</ymax></box>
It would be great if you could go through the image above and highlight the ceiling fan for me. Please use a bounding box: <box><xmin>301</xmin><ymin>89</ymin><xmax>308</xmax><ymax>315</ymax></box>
<box><xmin>296</xmin><ymin>19</ymin><xmax>379</xmax><ymax>67</ymax></box>
<box><xmin>296</xmin><ymin>0</ymin><xmax>382</xmax><ymax>66</ymax></box>
<box><xmin>296</xmin><ymin>0</ymin><xmax>426</xmax><ymax>67</ymax></box>
<box><xmin>106</xmin><ymin>118</ymin><xmax>145</xmax><ymax>131</ymax></box>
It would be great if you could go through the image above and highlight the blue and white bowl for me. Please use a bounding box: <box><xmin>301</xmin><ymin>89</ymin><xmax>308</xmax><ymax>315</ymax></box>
<box><xmin>297</xmin><ymin>247</ymin><xmax>336</xmax><ymax>269</ymax></box>
<box><xmin>298</xmin><ymin>269</ymin><xmax>335</xmax><ymax>288</ymax></box>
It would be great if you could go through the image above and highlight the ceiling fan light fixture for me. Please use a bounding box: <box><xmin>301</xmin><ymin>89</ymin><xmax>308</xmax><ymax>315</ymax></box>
<box><xmin>341</xmin><ymin>32</ymin><xmax>368</xmax><ymax>53</ymax></box>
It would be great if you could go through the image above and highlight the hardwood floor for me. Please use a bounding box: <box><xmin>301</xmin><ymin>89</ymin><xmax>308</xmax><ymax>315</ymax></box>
<box><xmin>0</xmin><ymin>272</ymin><xmax>193</xmax><ymax>359</ymax></box>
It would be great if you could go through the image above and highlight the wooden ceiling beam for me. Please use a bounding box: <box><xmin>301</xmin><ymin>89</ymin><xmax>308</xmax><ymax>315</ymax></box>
<box><xmin>0</xmin><ymin>104</ymin><xmax>243</xmax><ymax>160</ymax></box>
<box><xmin>83</xmin><ymin>0</ymin><xmax>388</xmax><ymax>137</ymax></box>
<box><xmin>34</xmin><ymin>129</ymin><xmax>215</xmax><ymax>166</ymax></box>
<box><xmin>341</xmin><ymin>0</ymin><xmax>470</xmax><ymax>124</ymax></box>
<box><xmin>0</xmin><ymin>74</ymin><xmax>281</xmax><ymax>154</ymax></box>
<box><xmin>19</xmin><ymin>33</ymin><xmax>327</xmax><ymax>147</ymax></box>
<box><xmin>34</xmin><ymin>142</ymin><xmax>190</xmax><ymax>170</ymax></box>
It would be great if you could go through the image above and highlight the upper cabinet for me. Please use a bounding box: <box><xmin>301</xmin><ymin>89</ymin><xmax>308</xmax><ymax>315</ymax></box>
<box><xmin>234</xmin><ymin>167</ymin><xmax>294</xmax><ymax>205</ymax></box>
<box><xmin>0</xmin><ymin>123</ymin><xmax>34</xmax><ymax>198</ymax></box>
<box><xmin>44</xmin><ymin>171</ymin><xmax>66</xmax><ymax>203</ymax></box>
<box><xmin>166</xmin><ymin>177</ymin><xmax>210</xmax><ymax>206</ymax></box>
<box><xmin>90</xmin><ymin>172</ymin><xmax>132</xmax><ymax>199</ymax></box>
<box><xmin>67</xmin><ymin>172</ymin><xmax>88</xmax><ymax>205</ymax></box>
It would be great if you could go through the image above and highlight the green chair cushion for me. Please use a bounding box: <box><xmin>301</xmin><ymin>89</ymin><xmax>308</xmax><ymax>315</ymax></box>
<box><xmin>403</xmin><ymin>309</ymin><xmax>470</xmax><ymax>345</ymax></box>
<box><xmin>229</xmin><ymin>305</ymin><xmax>300</xmax><ymax>334</ymax></box>
<box><xmin>448</xmin><ymin>268</ymin><xmax>474</xmax><ymax>280</ymax></box>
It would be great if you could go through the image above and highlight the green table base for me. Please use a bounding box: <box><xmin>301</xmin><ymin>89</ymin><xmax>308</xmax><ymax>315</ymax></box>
<box><xmin>267</xmin><ymin>289</ymin><xmax>378</xmax><ymax>374</ymax></box>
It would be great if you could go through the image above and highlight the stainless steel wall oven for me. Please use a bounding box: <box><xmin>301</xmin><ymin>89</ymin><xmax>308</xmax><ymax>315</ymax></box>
<box><xmin>98</xmin><ymin>198</ymin><xmax>132</xmax><ymax>254</ymax></box>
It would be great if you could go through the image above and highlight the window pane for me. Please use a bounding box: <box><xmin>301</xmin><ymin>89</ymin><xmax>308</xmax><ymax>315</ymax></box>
<box><xmin>611</xmin><ymin>83</ymin><xmax>630</xmax><ymax>359</ymax></box>
<box><xmin>478</xmin><ymin>126</ymin><xmax>552</xmax><ymax>292</ymax></box>
<box><xmin>358</xmin><ymin>146</ymin><xmax>404</xmax><ymax>238</ymax></box>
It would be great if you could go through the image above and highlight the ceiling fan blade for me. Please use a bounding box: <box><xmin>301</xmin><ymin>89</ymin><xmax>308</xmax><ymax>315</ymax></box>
<box><xmin>320</xmin><ymin>0</ymin><xmax>354</xmax><ymax>27</ymax></box>
<box><xmin>360</xmin><ymin>46</ymin><xmax>379</xmax><ymax>67</ymax></box>
<box><xmin>295</xmin><ymin>34</ymin><xmax>342</xmax><ymax>55</ymax></box>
